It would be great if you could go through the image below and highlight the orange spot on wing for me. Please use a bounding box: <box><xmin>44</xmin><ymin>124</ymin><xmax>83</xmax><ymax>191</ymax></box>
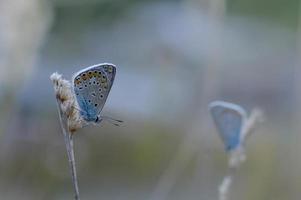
<box><xmin>88</xmin><ymin>71</ymin><xmax>93</xmax><ymax>78</ymax></box>
<box><xmin>75</xmin><ymin>79</ymin><xmax>81</xmax><ymax>85</ymax></box>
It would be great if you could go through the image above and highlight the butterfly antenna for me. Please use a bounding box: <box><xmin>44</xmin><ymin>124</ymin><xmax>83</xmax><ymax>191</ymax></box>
<box><xmin>95</xmin><ymin>119</ymin><xmax>120</xmax><ymax>127</ymax></box>
<box><xmin>99</xmin><ymin>115</ymin><xmax>123</xmax><ymax>126</ymax></box>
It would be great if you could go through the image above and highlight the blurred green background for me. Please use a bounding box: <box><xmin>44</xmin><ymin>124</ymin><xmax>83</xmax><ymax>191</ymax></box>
<box><xmin>0</xmin><ymin>0</ymin><xmax>301</xmax><ymax>199</ymax></box>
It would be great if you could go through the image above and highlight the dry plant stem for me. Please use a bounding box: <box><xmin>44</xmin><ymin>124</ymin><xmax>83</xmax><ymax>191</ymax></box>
<box><xmin>218</xmin><ymin>108</ymin><xmax>263</xmax><ymax>200</ymax></box>
<box><xmin>219</xmin><ymin>172</ymin><xmax>233</xmax><ymax>200</ymax></box>
<box><xmin>218</xmin><ymin>153</ymin><xmax>241</xmax><ymax>200</ymax></box>
<box><xmin>55</xmin><ymin>99</ymin><xmax>80</xmax><ymax>200</ymax></box>
<box><xmin>51</xmin><ymin>72</ymin><xmax>83</xmax><ymax>200</ymax></box>
<box><xmin>241</xmin><ymin>109</ymin><xmax>264</xmax><ymax>144</ymax></box>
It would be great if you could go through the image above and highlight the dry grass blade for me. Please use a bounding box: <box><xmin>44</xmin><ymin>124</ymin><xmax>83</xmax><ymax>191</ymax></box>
<box><xmin>50</xmin><ymin>72</ymin><xmax>84</xmax><ymax>200</ymax></box>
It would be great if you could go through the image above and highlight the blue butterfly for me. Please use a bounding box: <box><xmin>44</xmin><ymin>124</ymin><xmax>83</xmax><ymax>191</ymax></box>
<box><xmin>209</xmin><ymin>101</ymin><xmax>247</xmax><ymax>151</ymax></box>
<box><xmin>72</xmin><ymin>63</ymin><xmax>121</xmax><ymax>125</ymax></box>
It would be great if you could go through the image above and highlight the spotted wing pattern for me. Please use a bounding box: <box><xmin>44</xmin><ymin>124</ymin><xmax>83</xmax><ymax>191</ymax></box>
<box><xmin>73</xmin><ymin>63</ymin><xmax>116</xmax><ymax>122</ymax></box>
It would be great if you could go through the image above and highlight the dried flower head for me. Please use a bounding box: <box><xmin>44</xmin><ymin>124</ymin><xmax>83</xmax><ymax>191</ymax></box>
<box><xmin>50</xmin><ymin>72</ymin><xmax>84</xmax><ymax>133</ymax></box>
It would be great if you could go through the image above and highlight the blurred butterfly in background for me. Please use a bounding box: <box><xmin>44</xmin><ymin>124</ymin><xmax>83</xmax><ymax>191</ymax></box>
<box><xmin>72</xmin><ymin>63</ymin><xmax>122</xmax><ymax>126</ymax></box>
<box><xmin>209</xmin><ymin>101</ymin><xmax>247</xmax><ymax>151</ymax></box>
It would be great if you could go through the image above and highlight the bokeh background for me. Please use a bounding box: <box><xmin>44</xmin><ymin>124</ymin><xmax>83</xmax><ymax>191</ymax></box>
<box><xmin>0</xmin><ymin>0</ymin><xmax>300</xmax><ymax>199</ymax></box>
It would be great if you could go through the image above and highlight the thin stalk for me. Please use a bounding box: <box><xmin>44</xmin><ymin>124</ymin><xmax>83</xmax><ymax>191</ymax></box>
<box><xmin>218</xmin><ymin>168</ymin><xmax>235</xmax><ymax>200</ymax></box>
<box><xmin>218</xmin><ymin>152</ymin><xmax>242</xmax><ymax>200</ymax></box>
<box><xmin>218</xmin><ymin>108</ymin><xmax>263</xmax><ymax>200</ymax></box>
<box><xmin>55</xmin><ymin>99</ymin><xmax>80</xmax><ymax>200</ymax></box>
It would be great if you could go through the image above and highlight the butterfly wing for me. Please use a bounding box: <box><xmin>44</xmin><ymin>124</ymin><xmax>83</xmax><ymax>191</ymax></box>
<box><xmin>209</xmin><ymin>101</ymin><xmax>247</xmax><ymax>151</ymax></box>
<box><xmin>73</xmin><ymin>63</ymin><xmax>116</xmax><ymax>122</ymax></box>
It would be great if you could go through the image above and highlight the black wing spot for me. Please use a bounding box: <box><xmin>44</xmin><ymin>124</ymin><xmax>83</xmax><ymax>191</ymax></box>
<box><xmin>79</xmin><ymin>87</ymin><xmax>83</xmax><ymax>90</ymax></box>
<box><xmin>96</xmin><ymin>82</ymin><xmax>100</xmax><ymax>85</ymax></box>
<box><xmin>98</xmin><ymin>88</ymin><xmax>102</xmax><ymax>92</ymax></box>
<box><xmin>94</xmin><ymin>104</ymin><xmax>98</xmax><ymax>107</ymax></box>
<box><xmin>100</xmin><ymin>94</ymin><xmax>103</xmax><ymax>98</ymax></box>
<box><xmin>88</xmin><ymin>100</ymin><xmax>91</xmax><ymax>103</ymax></box>
<box><xmin>89</xmin><ymin>82</ymin><xmax>91</xmax><ymax>85</ymax></box>
<box><xmin>93</xmin><ymin>81</ymin><xmax>96</xmax><ymax>84</ymax></box>
<box><xmin>84</xmin><ymin>85</ymin><xmax>87</xmax><ymax>87</ymax></box>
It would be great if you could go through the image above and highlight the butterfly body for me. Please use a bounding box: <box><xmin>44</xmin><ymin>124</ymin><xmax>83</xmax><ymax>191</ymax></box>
<box><xmin>209</xmin><ymin>101</ymin><xmax>247</xmax><ymax>151</ymax></box>
<box><xmin>72</xmin><ymin>63</ymin><xmax>116</xmax><ymax>123</ymax></box>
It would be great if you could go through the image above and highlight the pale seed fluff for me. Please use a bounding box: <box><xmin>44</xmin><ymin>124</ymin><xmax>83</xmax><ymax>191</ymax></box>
<box><xmin>50</xmin><ymin>72</ymin><xmax>84</xmax><ymax>133</ymax></box>
<box><xmin>219</xmin><ymin>176</ymin><xmax>232</xmax><ymax>200</ymax></box>
<box><xmin>228</xmin><ymin>146</ymin><xmax>246</xmax><ymax>169</ymax></box>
